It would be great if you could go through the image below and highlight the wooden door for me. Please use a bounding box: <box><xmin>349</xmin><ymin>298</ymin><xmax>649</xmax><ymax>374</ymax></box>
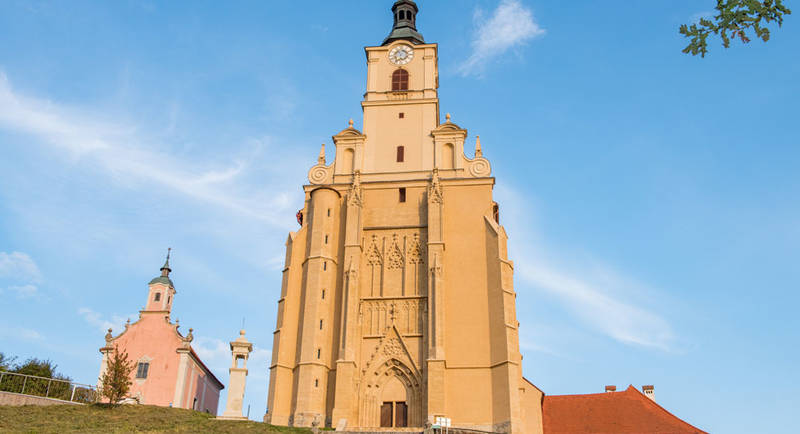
<box><xmin>395</xmin><ymin>401</ymin><xmax>408</xmax><ymax>427</ymax></box>
<box><xmin>381</xmin><ymin>402</ymin><xmax>393</xmax><ymax>427</ymax></box>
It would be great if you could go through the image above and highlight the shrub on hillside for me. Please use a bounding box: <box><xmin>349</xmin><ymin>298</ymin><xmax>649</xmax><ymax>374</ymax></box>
<box><xmin>100</xmin><ymin>346</ymin><xmax>134</xmax><ymax>405</ymax></box>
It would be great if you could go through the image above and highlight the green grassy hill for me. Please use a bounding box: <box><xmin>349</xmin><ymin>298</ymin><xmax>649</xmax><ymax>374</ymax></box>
<box><xmin>0</xmin><ymin>404</ymin><xmax>313</xmax><ymax>433</ymax></box>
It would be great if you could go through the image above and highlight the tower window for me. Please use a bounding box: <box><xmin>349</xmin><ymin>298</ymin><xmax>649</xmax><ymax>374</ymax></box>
<box><xmin>323</xmin><ymin>262</ymin><xmax>327</xmax><ymax>271</ymax></box>
<box><xmin>399</xmin><ymin>188</ymin><xmax>407</xmax><ymax>203</ymax></box>
<box><xmin>317</xmin><ymin>348</ymin><xmax>321</xmax><ymax>359</ymax></box>
<box><xmin>325</xmin><ymin>235</ymin><xmax>329</xmax><ymax>244</ymax></box>
<box><xmin>399</xmin><ymin>112</ymin><xmax>404</xmax><ymax>119</ymax></box>
<box><xmin>327</xmin><ymin>208</ymin><xmax>331</xmax><ymax>217</ymax></box>
<box><xmin>154</xmin><ymin>293</ymin><xmax>161</xmax><ymax>302</ymax></box>
<box><xmin>322</xmin><ymin>289</ymin><xmax>325</xmax><ymax>299</ymax></box>
<box><xmin>392</xmin><ymin>69</ymin><xmax>409</xmax><ymax>91</ymax></box>
<box><xmin>320</xmin><ymin>319</ymin><xmax>323</xmax><ymax>330</ymax></box>
<box><xmin>136</xmin><ymin>362</ymin><xmax>150</xmax><ymax>379</ymax></box>
<box><xmin>167</xmin><ymin>295</ymin><xmax>171</xmax><ymax>304</ymax></box>
<box><xmin>396</xmin><ymin>146</ymin><xmax>405</xmax><ymax>162</ymax></box>
<box><xmin>315</xmin><ymin>379</ymin><xmax>319</xmax><ymax>387</ymax></box>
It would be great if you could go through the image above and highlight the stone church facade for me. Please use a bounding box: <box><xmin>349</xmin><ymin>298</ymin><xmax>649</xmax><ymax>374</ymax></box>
<box><xmin>265</xmin><ymin>2</ymin><xmax>705</xmax><ymax>433</ymax></box>
<box><xmin>265</xmin><ymin>2</ymin><xmax>543</xmax><ymax>432</ymax></box>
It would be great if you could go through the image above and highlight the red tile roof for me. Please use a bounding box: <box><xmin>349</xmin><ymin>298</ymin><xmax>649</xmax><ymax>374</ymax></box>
<box><xmin>543</xmin><ymin>385</ymin><xmax>707</xmax><ymax>434</ymax></box>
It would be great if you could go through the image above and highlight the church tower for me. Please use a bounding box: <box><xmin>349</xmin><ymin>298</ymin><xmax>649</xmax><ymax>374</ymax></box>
<box><xmin>265</xmin><ymin>2</ymin><xmax>543</xmax><ymax>432</ymax></box>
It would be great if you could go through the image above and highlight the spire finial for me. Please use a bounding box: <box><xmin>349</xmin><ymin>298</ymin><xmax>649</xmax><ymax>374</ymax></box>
<box><xmin>445</xmin><ymin>113</ymin><xmax>451</xmax><ymax>122</ymax></box>
<box><xmin>318</xmin><ymin>144</ymin><xmax>326</xmax><ymax>165</ymax></box>
<box><xmin>161</xmin><ymin>248</ymin><xmax>172</xmax><ymax>276</ymax></box>
<box><xmin>475</xmin><ymin>135</ymin><xmax>483</xmax><ymax>158</ymax></box>
<box><xmin>348</xmin><ymin>119</ymin><xmax>354</xmax><ymax>128</ymax></box>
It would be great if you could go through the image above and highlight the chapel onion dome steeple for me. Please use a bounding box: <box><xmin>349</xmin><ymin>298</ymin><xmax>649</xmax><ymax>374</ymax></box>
<box><xmin>148</xmin><ymin>248</ymin><xmax>174</xmax><ymax>288</ymax></box>
<box><xmin>382</xmin><ymin>0</ymin><xmax>425</xmax><ymax>46</ymax></box>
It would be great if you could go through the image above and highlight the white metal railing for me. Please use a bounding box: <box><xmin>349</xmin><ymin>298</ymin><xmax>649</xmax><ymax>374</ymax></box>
<box><xmin>0</xmin><ymin>370</ymin><xmax>97</xmax><ymax>403</ymax></box>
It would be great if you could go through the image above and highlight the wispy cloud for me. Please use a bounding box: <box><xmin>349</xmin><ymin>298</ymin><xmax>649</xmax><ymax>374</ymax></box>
<box><xmin>0</xmin><ymin>251</ymin><xmax>44</xmax><ymax>299</ymax></box>
<box><xmin>459</xmin><ymin>0</ymin><xmax>546</xmax><ymax>76</ymax></box>
<box><xmin>5</xmin><ymin>284</ymin><xmax>39</xmax><ymax>299</ymax></box>
<box><xmin>0</xmin><ymin>325</ymin><xmax>44</xmax><ymax>341</ymax></box>
<box><xmin>0</xmin><ymin>251</ymin><xmax>42</xmax><ymax>282</ymax></box>
<box><xmin>496</xmin><ymin>186</ymin><xmax>675</xmax><ymax>352</ymax></box>
<box><xmin>517</xmin><ymin>263</ymin><xmax>674</xmax><ymax>351</ymax></box>
<box><xmin>78</xmin><ymin>307</ymin><xmax>133</xmax><ymax>334</ymax></box>
<box><xmin>0</xmin><ymin>72</ymin><xmax>294</xmax><ymax>226</ymax></box>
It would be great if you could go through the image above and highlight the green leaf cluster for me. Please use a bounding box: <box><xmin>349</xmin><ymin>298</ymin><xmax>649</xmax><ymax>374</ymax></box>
<box><xmin>680</xmin><ymin>0</ymin><xmax>792</xmax><ymax>56</ymax></box>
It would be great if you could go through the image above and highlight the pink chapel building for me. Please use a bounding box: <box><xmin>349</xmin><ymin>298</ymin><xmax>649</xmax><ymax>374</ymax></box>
<box><xmin>97</xmin><ymin>252</ymin><xmax>224</xmax><ymax>414</ymax></box>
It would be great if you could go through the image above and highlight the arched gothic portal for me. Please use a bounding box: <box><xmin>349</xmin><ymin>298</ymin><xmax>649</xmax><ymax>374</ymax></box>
<box><xmin>359</xmin><ymin>357</ymin><xmax>424</xmax><ymax>428</ymax></box>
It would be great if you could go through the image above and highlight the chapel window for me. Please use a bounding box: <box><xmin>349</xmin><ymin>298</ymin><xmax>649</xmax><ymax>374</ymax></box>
<box><xmin>399</xmin><ymin>187</ymin><xmax>407</xmax><ymax>203</ymax></box>
<box><xmin>392</xmin><ymin>69</ymin><xmax>409</xmax><ymax>91</ymax></box>
<box><xmin>397</xmin><ymin>146</ymin><xmax>405</xmax><ymax>162</ymax></box>
<box><xmin>136</xmin><ymin>362</ymin><xmax>150</xmax><ymax>379</ymax></box>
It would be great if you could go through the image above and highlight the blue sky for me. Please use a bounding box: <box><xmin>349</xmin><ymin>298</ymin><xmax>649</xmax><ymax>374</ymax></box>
<box><xmin>0</xmin><ymin>1</ymin><xmax>797</xmax><ymax>432</ymax></box>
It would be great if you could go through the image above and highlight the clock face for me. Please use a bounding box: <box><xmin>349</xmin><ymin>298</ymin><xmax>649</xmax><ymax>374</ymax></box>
<box><xmin>389</xmin><ymin>45</ymin><xmax>414</xmax><ymax>65</ymax></box>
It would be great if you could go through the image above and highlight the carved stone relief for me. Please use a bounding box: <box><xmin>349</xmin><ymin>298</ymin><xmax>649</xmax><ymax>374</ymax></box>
<box><xmin>360</xmin><ymin>230</ymin><xmax>427</xmax><ymax>298</ymax></box>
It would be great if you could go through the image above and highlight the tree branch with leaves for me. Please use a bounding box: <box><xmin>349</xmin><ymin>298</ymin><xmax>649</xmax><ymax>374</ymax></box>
<box><xmin>681</xmin><ymin>0</ymin><xmax>792</xmax><ymax>57</ymax></box>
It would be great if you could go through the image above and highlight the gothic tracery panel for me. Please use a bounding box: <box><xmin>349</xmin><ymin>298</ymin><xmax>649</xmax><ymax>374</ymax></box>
<box><xmin>360</xmin><ymin>230</ymin><xmax>427</xmax><ymax>298</ymax></box>
<box><xmin>359</xmin><ymin>298</ymin><xmax>426</xmax><ymax>337</ymax></box>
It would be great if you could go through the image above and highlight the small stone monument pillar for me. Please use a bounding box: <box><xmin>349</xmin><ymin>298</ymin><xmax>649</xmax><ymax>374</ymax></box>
<box><xmin>218</xmin><ymin>330</ymin><xmax>253</xmax><ymax>420</ymax></box>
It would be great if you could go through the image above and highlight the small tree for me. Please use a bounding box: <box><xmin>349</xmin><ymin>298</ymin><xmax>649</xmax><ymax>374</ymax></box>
<box><xmin>100</xmin><ymin>346</ymin><xmax>134</xmax><ymax>405</ymax></box>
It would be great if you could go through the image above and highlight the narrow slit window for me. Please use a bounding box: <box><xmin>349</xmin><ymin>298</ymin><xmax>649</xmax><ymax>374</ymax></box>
<box><xmin>327</xmin><ymin>208</ymin><xmax>331</xmax><ymax>217</ymax></box>
<box><xmin>399</xmin><ymin>187</ymin><xmax>406</xmax><ymax>203</ymax></box>
<box><xmin>322</xmin><ymin>289</ymin><xmax>325</xmax><ymax>299</ymax></box>
<box><xmin>320</xmin><ymin>319</ymin><xmax>323</xmax><ymax>330</ymax></box>
<box><xmin>392</xmin><ymin>69</ymin><xmax>409</xmax><ymax>91</ymax></box>
<box><xmin>323</xmin><ymin>262</ymin><xmax>327</xmax><ymax>271</ymax></box>
<box><xmin>396</xmin><ymin>146</ymin><xmax>405</xmax><ymax>162</ymax></box>
<box><xmin>315</xmin><ymin>379</ymin><xmax>319</xmax><ymax>387</ymax></box>
<box><xmin>317</xmin><ymin>348</ymin><xmax>321</xmax><ymax>359</ymax></box>
<box><xmin>325</xmin><ymin>235</ymin><xmax>329</xmax><ymax>244</ymax></box>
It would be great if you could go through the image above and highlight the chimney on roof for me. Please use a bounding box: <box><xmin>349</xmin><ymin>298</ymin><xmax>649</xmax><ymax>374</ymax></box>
<box><xmin>605</xmin><ymin>385</ymin><xmax>616</xmax><ymax>393</ymax></box>
<box><xmin>642</xmin><ymin>385</ymin><xmax>655</xmax><ymax>402</ymax></box>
